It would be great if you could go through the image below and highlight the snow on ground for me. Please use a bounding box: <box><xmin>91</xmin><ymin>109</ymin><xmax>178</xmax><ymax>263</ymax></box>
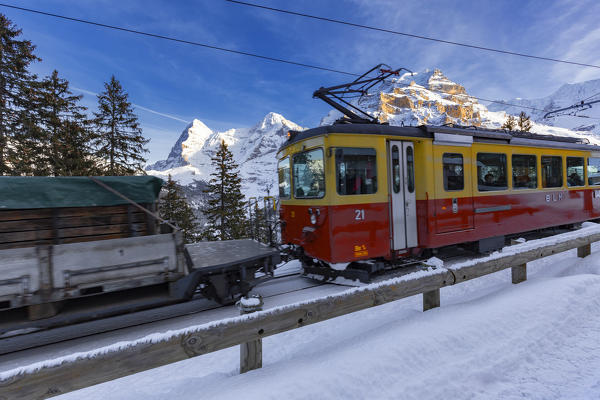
<box><xmin>273</xmin><ymin>259</ymin><xmax>302</xmax><ymax>276</ymax></box>
<box><xmin>2</xmin><ymin>234</ymin><xmax>599</xmax><ymax>398</ymax></box>
<box><xmin>23</xmin><ymin>240</ymin><xmax>596</xmax><ymax>399</ymax></box>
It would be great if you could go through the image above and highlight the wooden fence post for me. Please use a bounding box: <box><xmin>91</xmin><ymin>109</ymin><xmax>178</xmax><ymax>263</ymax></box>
<box><xmin>238</xmin><ymin>296</ymin><xmax>263</xmax><ymax>374</ymax></box>
<box><xmin>577</xmin><ymin>244</ymin><xmax>591</xmax><ymax>258</ymax></box>
<box><xmin>423</xmin><ymin>289</ymin><xmax>440</xmax><ymax>311</ymax></box>
<box><xmin>509</xmin><ymin>239</ymin><xmax>527</xmax><ymax>284</ymax></box>
<box><xmin>511</xmin><ymin>264</ymin><xmax>527</xmax><ymax>284</ymax></box>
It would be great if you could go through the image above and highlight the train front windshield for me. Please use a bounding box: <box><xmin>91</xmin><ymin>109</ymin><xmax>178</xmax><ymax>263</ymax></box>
<box><xmin>292</xmin><ymin>148</ymin><xmax>325</xmax><ymax>198</ymax></box>
<box><xmin>278</xmin><ymin>156</ymin><xmax>291</xmax><ymax>198</ymax></box>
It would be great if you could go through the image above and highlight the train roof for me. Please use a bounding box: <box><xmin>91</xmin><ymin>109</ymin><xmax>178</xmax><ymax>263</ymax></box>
<box><xmin>281</xmin><ymin>124</ymin><xmax>600</xmax><ymax>153</ymax></box>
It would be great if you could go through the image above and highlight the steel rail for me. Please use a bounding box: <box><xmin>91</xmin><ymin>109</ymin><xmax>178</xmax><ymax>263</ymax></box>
<box><xmin>0</xmin><ymin>272</ymin><xmax>327</xmax><ymax>355</ymax></box>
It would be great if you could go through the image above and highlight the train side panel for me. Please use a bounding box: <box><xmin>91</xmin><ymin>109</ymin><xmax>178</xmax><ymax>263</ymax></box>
<box><xmin>278</xmin><ymin>125</ymin><xmax>600</xmax><ymax>266</ymax></box>
<box><xmin>419</xmin><ymin>142</ymin><xmax>600</xmax><ymax>248</ymax></box>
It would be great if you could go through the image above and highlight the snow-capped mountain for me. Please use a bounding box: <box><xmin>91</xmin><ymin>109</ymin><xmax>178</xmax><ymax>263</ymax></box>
<box><xmin>321</xmin><ymin>68</ymin><xmax>486</xmax><ymax>127</ymax></box>
<box><xmin>321</xmin><ymin>68</ymin><xmax>600</xmax><ymax>144</ymax></box>
<box><xmin>146</xmin><ymin>112</ymin><xmax>303</xmax><ymax>200</ymax></box>
<box><xmin>148</xmin><ymin>69</ymin><xmax>600</xmax><ymax>213</ymax></box>
<box><xmin>487</xmin><ymin>78</ymin><xmax>600</xmax><ymax>140</ymax></box>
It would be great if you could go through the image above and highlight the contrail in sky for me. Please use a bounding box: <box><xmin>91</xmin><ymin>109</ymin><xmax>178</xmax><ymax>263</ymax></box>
<box><xmin>133</xmin><ymin>104</ymin><xmax>190</xmax><ymax>123</ymax></box>
<box><xmin>72</xmin><ymin>87</ymin><xmax>191</xmax><ymax>123</ymax></box>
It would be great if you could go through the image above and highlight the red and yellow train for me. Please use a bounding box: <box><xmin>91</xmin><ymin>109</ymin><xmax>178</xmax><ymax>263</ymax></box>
<box><xmin>277</xmin><ymin>124</ymin><xmax>600</xmax><ymax>269</ymax></box>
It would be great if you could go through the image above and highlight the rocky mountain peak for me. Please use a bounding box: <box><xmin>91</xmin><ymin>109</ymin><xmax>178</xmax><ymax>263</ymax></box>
<box><xmin>423</xmin><ymin>68</ymin><xmax>467</xmax><ymax>96</ymax></box>
<box><xmin>146</xmin><ymin>118</ymin><xmax>215</xmax><ymax>171</ymax></box>
<box><xmin>321</xmin><ymin>68</ymin><xmax>483</xmax><ymax>127</ymax></box>
<box><xmin>146</xmin><ymin>112</ymin><xmax>304</xmax><ymax>199</ymax></box>
<box><xmin>181</xmin><ymin>119</ymin><xmax>214</xmax><ymax>163</ymax></box>
<box><xmin>254</xmin><ymin>112</ymin><xmax>288</xmax><ymax>130</ymax></box>
<box><xmin>318</xmin><ymin>67</ymin><xmax>599</xmax><ymax>146</ymax></box>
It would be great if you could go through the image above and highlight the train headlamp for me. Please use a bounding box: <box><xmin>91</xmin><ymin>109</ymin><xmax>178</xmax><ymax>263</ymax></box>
<box><xmin>310</xmin><ymin>213</ymin><xmax>317</xmax><ymax>224</ymax></box>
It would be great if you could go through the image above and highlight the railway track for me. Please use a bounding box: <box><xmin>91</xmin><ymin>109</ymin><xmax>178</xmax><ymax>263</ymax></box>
<box><xmin>0</xmin><ymin>255</ymin><xmax>459</xmax><ymax>356</ymax></box>
<box><xmin>0</xmin><ymin>270</ymin><xmax>328</xmax><ymax>356</ymax></box>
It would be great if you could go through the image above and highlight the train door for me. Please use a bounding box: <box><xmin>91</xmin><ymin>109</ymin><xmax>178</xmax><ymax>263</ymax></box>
<box><xmin>432</xmin><ymin>143</ymin><xmax>474</xmax><ymax>233</ymax></box>
<box><xmin>388</xmin><ymin>141</ymin><xmax>418</xmax><ymax>250</ymax></box>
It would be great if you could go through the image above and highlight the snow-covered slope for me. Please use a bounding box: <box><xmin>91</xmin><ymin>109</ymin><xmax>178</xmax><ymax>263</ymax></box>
<box><xmin>146</xmin><ymin>112</ymin><xmax>303</xmax><ymax>200</ymax></box>
<box><xmin>487</xmin><ymin>78</ymin><xmax>600</xmax><ymax>141</ymax></box>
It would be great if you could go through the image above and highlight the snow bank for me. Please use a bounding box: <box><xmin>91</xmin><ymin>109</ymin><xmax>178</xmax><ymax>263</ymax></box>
<box><xmin>424</xmin><ymin>256</ymin><xmax>444</xmax><ymax>268</ymax></box>
<box><xmin>448</xmin><ymin>222</ymin><xmax>600</xmax><ymax>271</ymax></box>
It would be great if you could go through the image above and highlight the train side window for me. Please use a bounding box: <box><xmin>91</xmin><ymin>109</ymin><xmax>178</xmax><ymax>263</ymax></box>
<box><xmin>391</xmin><ymin>146</ymin><xmax>400</xmax><ymax>194</ymax></box>
<box><xmin>406</xmin><ymin>146</ymin><xmax>415</xmax><ymax>193</ymax></box>
<box><xmin>335</xmin><ymin>147</ymin><xmax>377</xmax><ymax>195</ymax></box>
<box><xmin>567</xmin><ymin>157</ymin><xmax>584</xmax><ymax>187</ymax></box>
<box><xmin>277</xmin><ymin>157</ymin><xmax>291</xmax><ymax>199</ymax></box>
<box><xmin>541</xmin><ymin>156</ymin><xmax>563</xmax><ymax>188</ymax></box>
<box><xmin>293</xmin><ymin>148</ymin><xmax>325</xmax><ymax>198</ymax></box>
<box><xmin>443</xmin><ymin>153</ymin><xmax>464</xmax><ymax>191</ymax></box>
<box><xmin>477</xmin><ymin>153</ymin><xmax>507</xmax><ymax>191</ymax></box>
<box><xmin>588</xmin><ymin>157</ymin><xmax>600</xmax><ymax>185</ymax></box>
<box><xmin>512</xmin><ymin>154</ymin><xmax>537</xmax><ymax>189</ymax></box>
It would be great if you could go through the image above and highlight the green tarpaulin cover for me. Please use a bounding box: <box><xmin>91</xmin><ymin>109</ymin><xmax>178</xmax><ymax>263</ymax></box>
<box><xmin>0</xmin><ymin>176</ymin><xmax>164</xmax><ymax>210</ymax></box>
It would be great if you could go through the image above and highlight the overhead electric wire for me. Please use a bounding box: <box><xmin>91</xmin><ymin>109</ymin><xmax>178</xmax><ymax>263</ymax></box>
<box><xmin>225</xmin><ymin>0</ymin><xmax>600</xmax><ymax>70</ymax></box>
<box><xmin>0</xmin><ymin>2</ymin><xmax>592</xmax><ymax>118</ymax></box>
<box><xmin>0</xmin><ymin>3</ymin><xmax>356</xmax><ymax>77</ymax></box>
<box><xmin>582</xmin><ymin>91</ymin><xmax>600</xmax><ymax>102</ymax></box>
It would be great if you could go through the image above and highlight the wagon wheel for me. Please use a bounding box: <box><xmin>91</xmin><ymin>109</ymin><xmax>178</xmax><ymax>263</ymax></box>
<box><xmin>200</xmin><ymin>281</ymin><xmax>244</xmax><ymax>305</ymax></box>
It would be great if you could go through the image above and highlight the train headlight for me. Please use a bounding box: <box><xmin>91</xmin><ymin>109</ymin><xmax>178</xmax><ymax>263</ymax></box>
<box><xmin>310</xmin><ymin>213</ymin><xmax>317</xmax><ymax>224</ymax></box>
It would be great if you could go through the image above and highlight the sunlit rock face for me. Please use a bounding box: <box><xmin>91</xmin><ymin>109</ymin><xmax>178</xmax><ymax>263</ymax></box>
<box><xmin>321</xmin><ymin>69</ymin><xmax>487</xmax><ymax>128</ymax></box>
<box><xmin>319</xmin><ymin>68</ymin><xmax>600</xmax><ymax>148</ymax></box>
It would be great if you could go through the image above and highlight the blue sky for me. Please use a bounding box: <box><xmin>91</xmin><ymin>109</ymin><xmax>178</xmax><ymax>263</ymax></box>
<box><xmin>3</xmin><ymin>0</ymin><xmax>600</xmax><ymax>162</ymax></box>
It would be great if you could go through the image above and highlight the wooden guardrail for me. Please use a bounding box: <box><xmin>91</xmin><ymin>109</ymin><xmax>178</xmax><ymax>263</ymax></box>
<box><xmin>1</xmin><ymin>227</ymin><xmax>599</xmax><ymax>399</ymax></box>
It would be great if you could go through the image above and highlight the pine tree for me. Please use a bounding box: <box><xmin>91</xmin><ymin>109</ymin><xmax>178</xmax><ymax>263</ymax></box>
<box><xmin>501</xmin><ymin>114</ymin><xmax>517</xmax><ymax>131</ymax></box>
<box><xmin>247</xmin><ymin>200</ymin><xmax>262</xmax><ymax>241</ymax></box>
<box><xmin>93</xmin><ymin>76</ymin><xmax>148</xmax><ymax>175</ymax></box>
<box><xmin>0</xmin><ymin>14</ymin><xmax>40</xmax><ymax>175</ymax></box>
<box><xmin>517</xmin><ymin>111</ymin><xmax>532</xmax><ymax>132</ymax></box>
<box><xmin>34</xmin><ymin>70</ymin><xmax>95</xmax><ymax>176</ymax></box>
<box><xmin>202</xmin><ymin>140</ymin><xmax>247</xmax><ymax>240</ymax></box>
<box><xmin>251</xmin><ymin>202</ymin><xmax>277</xmax><ymax>245</ymax></box>
<box><xmin>56</xmin><ymin>119</ymin><xmax>98</xmax><ymax>175</ymax></box>
<box><xmin>9</xmin><ymin>82</ymin><xmax>43</xmax><ymax>175</ymax></box>
<box><xmin>159</xmin><ymin>175</ymin><xmax>198</xmax><ymax>243</ymax></box>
